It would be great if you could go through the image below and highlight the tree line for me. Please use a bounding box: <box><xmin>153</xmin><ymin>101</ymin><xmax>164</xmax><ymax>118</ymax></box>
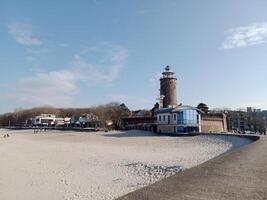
<box><xmin>0</xmin><ymin>102</ymin><xmax>131</xmax><ymax>128</ymax></box>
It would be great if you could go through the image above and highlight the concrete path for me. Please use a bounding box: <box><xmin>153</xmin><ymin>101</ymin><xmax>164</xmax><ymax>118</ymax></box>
<box><xmin>118</xmin><ymin>135</ymin><xmax>267</xmax><ymax>200</ymax></box>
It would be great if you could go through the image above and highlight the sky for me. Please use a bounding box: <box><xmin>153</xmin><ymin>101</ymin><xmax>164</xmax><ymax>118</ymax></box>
<box><xmin>1</xmin><ymin>0</ymin><xmax>267</xmax><ymax>113</ymax></box>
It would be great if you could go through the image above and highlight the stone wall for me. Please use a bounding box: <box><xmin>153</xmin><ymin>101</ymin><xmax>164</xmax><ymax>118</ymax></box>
<box><xmin>201</xmin><ymin>115</ymin><xmax>227</xmax><ymax>133</ymax></box>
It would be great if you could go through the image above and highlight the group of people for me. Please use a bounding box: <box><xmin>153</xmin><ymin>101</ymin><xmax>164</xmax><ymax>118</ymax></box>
<box><xmin>3</xmin><ymin>133</ymin><xmax>10</xmax><ymax>138</ymax></box>
<box><xmin>33</xmin><ymin>127</ymin><xmax>47</xmax><ymax>134</ymax></box>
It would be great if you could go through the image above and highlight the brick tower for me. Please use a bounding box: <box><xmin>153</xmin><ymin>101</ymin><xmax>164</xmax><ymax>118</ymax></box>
<box><xmin>160</xmin><ymin>66</ymin><xmax>177</xmax><ymax>108</ymax></box>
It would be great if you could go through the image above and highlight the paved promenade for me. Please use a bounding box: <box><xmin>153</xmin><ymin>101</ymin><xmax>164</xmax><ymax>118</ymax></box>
<box><xmin>118</xmin><ymin>135</ymin><xmax>267</xmax><ymax>200</ymax></box>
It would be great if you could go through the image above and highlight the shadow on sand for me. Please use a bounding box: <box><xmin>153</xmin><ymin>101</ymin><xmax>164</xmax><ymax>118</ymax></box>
<box><xmin>103</xmin><ymin>130</ymin><xmax>159</xmax><ymax>138</ymax></box>
<box><xmin>103</xmin><ymin>130</ymin><xmax>200</xmax><ymax>138</ymax></box>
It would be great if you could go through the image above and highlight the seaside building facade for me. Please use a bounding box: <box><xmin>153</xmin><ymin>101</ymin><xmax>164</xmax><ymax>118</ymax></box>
<box><xmin>78</xmin><ymin>113</ymin><xmax>101</xmax><ymax>128</ymax></box>
<box><xmin>120</xmin><ymin>109</ymin><xmax>157</xmax><ymax>131</ymax></box>
<box><xmin>31</xmin><ymin>113</ymin><xmax>101</xmax><ymax>128</ymax></box>
<box><xmin>54</xmin><ymin>117</ymin><xmax>71</xmax><ymax>127</ymax></box>
<box><xmin>33</xmin><ymin>114</ymin><xmax>56</xmax><ymax>126</ymax></box>
<box><xmin>262</xmin><ymin>110</ymin><xmax>267</xmax><ymax>129</ymax></box>
<box><xmin>155</xmin><ymin>105</ymin><xmax>201</xmax><ymax>134</ymax></box>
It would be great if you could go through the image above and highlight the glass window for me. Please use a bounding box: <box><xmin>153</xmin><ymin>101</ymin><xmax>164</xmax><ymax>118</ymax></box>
<box><xmin>177</xmin><ymin>111</ymin><xmax>183</xmax><ymax>124</ymax></box>
<box><xmin>177</xmin><ymin>127</ymin><xmax>184</xmax><ymax>133</ymax></box>
<box><xmin>181</xmin><ymin>109</ymin><xmax>199</xmax><ymax>124</ymax></box>
<box><xmin>173</xmin><ymin>114</ymin><xmax>176</xmax><ymax>121</ymax></box>
<box><xmin>163</xmin><ymin>115</ymin><xmax>165</xmax><ymax>121</ymax></box>
<box><xmin>159</xmin><ymin>115</ymin><xmax>161</xmax><ymax>121</ymax></box>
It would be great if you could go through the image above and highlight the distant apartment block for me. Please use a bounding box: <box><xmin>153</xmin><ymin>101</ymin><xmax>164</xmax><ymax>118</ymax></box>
<box><xmin>227</xmin><ymin>111</ymin><xmax>249</xmax><ymax>132</ymax></box>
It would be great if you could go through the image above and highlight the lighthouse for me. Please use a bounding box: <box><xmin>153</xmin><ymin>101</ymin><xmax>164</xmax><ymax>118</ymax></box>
<box><xmin>160</xmin><ymin>66</ymin><xmax>177</xmax><ymax>108</ymax></box>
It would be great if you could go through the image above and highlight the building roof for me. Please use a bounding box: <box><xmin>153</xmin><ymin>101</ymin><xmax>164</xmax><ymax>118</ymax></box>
<box><xmin>171</xmin><ymin>105</ymin><xmax>201</xmax><ymax>112</ymax></box>
<box><xmin>154</xmin><ymin>107</ymin><xmax>173</xmax><ymax>114</ymax></box>
<box><xmin>155</xmin><ymin>105</ymin><xmax>202</xmax><ymax>114</ymax></box>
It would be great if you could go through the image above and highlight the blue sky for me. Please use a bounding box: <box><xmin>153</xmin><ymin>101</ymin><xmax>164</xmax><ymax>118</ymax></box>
<box><xmin>1</xmin><ymin>0</ymin><xmax>267</xmax><ymax>113</ymax></box>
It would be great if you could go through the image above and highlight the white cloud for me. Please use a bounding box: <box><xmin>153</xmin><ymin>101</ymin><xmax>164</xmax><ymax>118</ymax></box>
<box><xmin>222</xmin><ymin>22</ymin><xmax>267</xmax><ymax>49</ymax></box>
<box><xmin>108</xmin><ymin>46</ymin><xmax>129</xmax><ymax>63</ymax></box>
<box><xmin>2</xmin><ymin>43</ymin><xmax>129</xmax><ymax>109</ymax></box>
<box><xmin>149</xmin><ymin>72</ymin><xmax>162</xmax><ymax>85</ymax></box>
<box><xmin>8</xmin><ymin>22</ymin><xmax>42</xmax><ymax>46</ymax></box>
<box><xmin>73</xmin><ymin>44</ymin><xmax>128</xmax><ymax>82</ymax></box>
<box><xmin>11</xmin><ymin>70</ymin><xmax>78</xmax><ymax>107</ymax></box>
<box><xmin>136</xmin><ymin>10</ymin><xmax>147</xmax><ymax>14</ymax></box>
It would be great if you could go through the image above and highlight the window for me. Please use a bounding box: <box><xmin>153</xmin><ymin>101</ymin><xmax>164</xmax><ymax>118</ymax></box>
<box><xmin>177</xmin><ymin>127</ymin><xmax>184</xmax><ymax>133</ymax></box>
<box><xmin>177</xmin><ymin>112</ymin><xmax>183</xmax><ymax>124</ymax></box>
<box><xmin>163</xmin><ymin>115</ymin><xmax>166</xmax><ymax>121</ymax></box>
<box><xmin>159</xmin><ymin>115</ymin><xmax>161</xmax><ymax>121</ymax></box>
<box><xmin>182</xmin><ymin>109</ymin><xmax>198</xmax><ymax>125</ymax></box>
<box><xmin>173</xmin><ymin>114</ymin><xmax>176</xmax><ymax>121</ymax></box>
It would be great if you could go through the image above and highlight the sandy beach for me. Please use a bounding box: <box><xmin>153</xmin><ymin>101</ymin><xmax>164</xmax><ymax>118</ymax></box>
<box><xmin>0</xmin><ymin>129</ymin><xmax>252</xmax><ymax>200</ymax></box>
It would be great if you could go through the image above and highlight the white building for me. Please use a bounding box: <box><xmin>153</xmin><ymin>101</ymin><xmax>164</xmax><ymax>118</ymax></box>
<box><xmin>78</xmin><ymin>113</ymin><xmax>100</xmax><ymax>128</ymax></box>
<box><xmin>155</xmin><ymin>105</ymin><xmax>202</xmax><ymax>134</ymax></box>
<box><xmin>55</xmin><ymin>117</ymin><xmax>71</xmax><ymax>127</ymax></box>
<box><xmin>33</xmin><ymin>114</ymin><xmax>56</xmax><ymax>126</ymax></box>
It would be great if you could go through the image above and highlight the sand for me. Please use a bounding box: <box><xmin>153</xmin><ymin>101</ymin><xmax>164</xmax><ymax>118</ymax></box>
<box><xmin>0</xmin><ymin>129</ymin><xmax>252</xmax><ymax>200</ymax></box>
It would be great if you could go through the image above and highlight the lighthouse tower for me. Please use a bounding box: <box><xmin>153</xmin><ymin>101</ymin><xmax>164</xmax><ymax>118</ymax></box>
<box><xmin>160</xmin><ymin>66</ymin><xmax>177</xmax><ymax>108</ymax></box>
